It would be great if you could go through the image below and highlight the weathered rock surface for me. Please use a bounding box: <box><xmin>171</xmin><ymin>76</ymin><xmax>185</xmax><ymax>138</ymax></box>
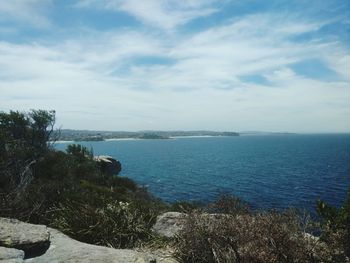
<box><xmin>152</xmin><ymin>212</ymin><xmax>238</xmax><ymax>238</ymax></box>
<box><xmin>0</xmin><ymin>247</ymin><xmax>24</xmax><ymax>263</ymax></box>
<box><xmin>152</xmin><ymin>212</ymin><xmax>186</xmax><ymax>238</ymax></box>
<box><xmin>94</xmin><ymin>155</ymin><xmax>122</xmax><ymax>175</ymax></box>
<box><xmin>0</xmin><ymin>218</ymin><xmax>177</xmax><ymax>263</ymax></box>
<box><xmin>24</xmin><ymin>228</ymin><xmax>176</xmax><ymax>263</ymax></box>
<box><xmin>0</xmin><ymin>218</ymin><xmax>50</xmax><ymax>258</ymax></box>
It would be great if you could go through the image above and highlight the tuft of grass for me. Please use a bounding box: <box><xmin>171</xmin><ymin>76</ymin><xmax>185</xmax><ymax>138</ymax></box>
<box><xmin>174</xmin><ymin>208</ymin><xmax>332</xmax><ymax>263</ymax></box>
<box><xmin>52</xmin><ymin>199</ymin><xmax>159</xmax><ymax>248</ymax></box>
<box><xmin>207</xmin><ymin>193</ymin><xmax>250</xmax><ymax>215</ymax></box>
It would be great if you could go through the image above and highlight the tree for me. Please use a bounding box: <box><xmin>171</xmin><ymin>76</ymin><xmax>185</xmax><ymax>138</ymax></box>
<box><xmin>0</xmin><ymin>110</ymin><xmax>56</xmax><ymax>193</ymax></box>
<box><xmin>66</xmin><ymin>144</ymin><xmax>93</xmax><ymax>161</ymax></box>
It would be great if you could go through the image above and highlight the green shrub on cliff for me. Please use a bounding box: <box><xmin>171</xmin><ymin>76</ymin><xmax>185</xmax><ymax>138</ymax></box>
<box><xmin>0</xmin><ymin>110</ymin><xmax>56</xmax><ymax>194</ymax></box>
<box><xmin>0</xmin><ymin>110</ymin><xmax>166</xmax><ymax>248</ymax></box>
<box><xmin>173</xmin><ymin>193</ymin><xmax>350</xmax><ymax>263</ymax></box>
<box><xmin>174</xmin><ymin>209</ymin><xmax>322</xmax><ymax>263</ymax></box>
<box><xmin>317</xmin><ymin>190</ymin><xmax>350</xmax><ymax>261</ymax></box>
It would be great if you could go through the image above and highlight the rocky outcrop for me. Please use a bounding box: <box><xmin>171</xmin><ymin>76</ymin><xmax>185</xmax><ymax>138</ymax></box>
<box><xmin>94</xmin><ymin>155</ymin><xmax>122</xmax><ymax>176</ymax></box>
<box><xmin>0</xmin><ymin>247</ymin><xmax>24</xmax><ymax>263</ymax></box>
<box><xmin>152</xmin><ymin>212</ymin><xmax>239</xmax><ymax>238</ymax></box>
<box><xmin>0</xmin><ymin>218</ymin><xmax>50</xmax><ymax>259</ymax></box>
<box><xmin>0</xmin><ymin>218</ymin><xmax>177</xmax><ymax>263</ymax></box>
<box><xmin>152</xmin><ymin>212</ymin><xmax>186</xmax><ymax>238</ymax></box>
<box><xmin>25</xmin><ymin>228</ymin><xmax>176</xmax><ymax>263</ymax></box>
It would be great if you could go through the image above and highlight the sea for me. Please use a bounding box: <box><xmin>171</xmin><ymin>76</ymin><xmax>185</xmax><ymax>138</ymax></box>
<box><xmin>55</xmin><ymin>134</ymin><xmax>350</xmax><ymax>213</ymax></box>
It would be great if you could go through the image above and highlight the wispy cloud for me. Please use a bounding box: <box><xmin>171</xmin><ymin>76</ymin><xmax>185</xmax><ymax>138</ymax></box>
<box><xmin>0</xmin><ymin>1</ymin><xmax>349</xmax><ymax>132</ymax></box>
<box><xmin>0</xmin><ymin>0</ymin><xmax>52</xmax><ymax>28</ymax></box>
<box><xmin>76</xmin><ymin>0</ymin><xmax>219</xmax><ymax>31</ymax></box>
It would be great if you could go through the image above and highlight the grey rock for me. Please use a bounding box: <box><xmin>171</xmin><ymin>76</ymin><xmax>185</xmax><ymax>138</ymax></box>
<box><xmin>94</xmin><ymin>155</ymin><xmax>122</xmax><ymax>175</ymax></box>
<box><xmin>0</xmin><ymin>247</ymin><xmax>24</xmax><ymax>263</ymax></box>
<box><xmin>24</xmin><ymin>228</ymin><xmax>177</xmax><ymax>263</ymax></box>
<box><xmin>0</xmin><ymin>218</ymin><xmax>177</xmax><ymax>262</ymax></box>
<box><xmin>152</xmin><ymin>212</ymin><xmax>186</xmax><ymax>238</ymax></box>
<box><xmin>0</xmin><ymin>218</ymin><xmax>50</xmax><ymax>258</ymax></box>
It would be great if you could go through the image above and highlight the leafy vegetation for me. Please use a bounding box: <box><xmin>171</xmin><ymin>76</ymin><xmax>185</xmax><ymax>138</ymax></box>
<box><xmin>0</xmin><ymin>110</ymin><xmax>166</xmax><ymax>248</ymax></box>
<box><xmin>317</xmin><ymin>190</ymin><xmax>350</xmax><ymax>262</ymax></box>
<box><xmin>173</xmin><ymin>193</ymin><xmax>350</xmax><ymax>263</ymax></box>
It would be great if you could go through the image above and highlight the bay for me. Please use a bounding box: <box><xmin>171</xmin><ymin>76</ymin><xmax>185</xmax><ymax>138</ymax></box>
<box><xmin>55</xmin><ymin>134</ymin><xmax>350</xmax><ymax>212</ymax></box>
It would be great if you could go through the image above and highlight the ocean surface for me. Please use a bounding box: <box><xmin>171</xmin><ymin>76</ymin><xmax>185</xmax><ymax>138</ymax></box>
<box><xmin>55</xmin><ymin>134</ymin><xmax>350</xmax><ymax>213</ymax></box>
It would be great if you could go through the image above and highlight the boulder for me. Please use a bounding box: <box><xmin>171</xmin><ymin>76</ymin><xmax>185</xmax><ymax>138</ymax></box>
<box><xmin>24</xmin><ymin>228</ymin><xmax>177</xmax><ymax>263</ymax></box>
<box><xmin>0</xmin><ymin>247</ymin><xmax>24</xmax><ymax>263</ymax></box>
<box><xmin>0</xmin><ymin>218</ymin><xmax>50</xmax><ymax>258</ymax></box>
<box><xmin>94</xmin><ymin>155</ymin><xmax>122</xmax><ymax>175</ymax></box>
<box><xmin>152</xmin><ymin>212</ymin><xmax>234</xmax><ymax>238</ymax></box>
<box><xmin>0</xmin><ymin>217</ymin><xmax>177</xmax><ymax>262</ymax></box>
<box><xmin>152</xmin><ymin>212</ymin><xmax>187</xmax><ymax>238</ymax></box>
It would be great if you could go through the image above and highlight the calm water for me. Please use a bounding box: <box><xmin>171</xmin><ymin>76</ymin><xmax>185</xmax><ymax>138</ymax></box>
<box><xmin>55</xmin><ymin>134</ymin><xmax>350</xmax><ymax>212</ymax></box>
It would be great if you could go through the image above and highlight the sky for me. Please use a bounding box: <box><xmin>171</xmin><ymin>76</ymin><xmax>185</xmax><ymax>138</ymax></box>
<box><xmin>0</xmin><ymin>0</ymin><xmax>349</xmax><ymax>132</ymax></box>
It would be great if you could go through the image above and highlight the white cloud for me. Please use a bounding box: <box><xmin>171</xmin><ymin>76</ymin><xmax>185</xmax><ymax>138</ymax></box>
<box><xmin>0</xmin><ymin>0</ymin><xmax>52</xmax><ymax>27</ymax></box>
<box><xmin>0</xmin><ymin>9</ymin><xmax>349</xmax><ymax>132</ymax></box>
<box><xmin>76</xmin><ymin>0</ymin><xmax>218</xmax><ymax>31</ymax></box>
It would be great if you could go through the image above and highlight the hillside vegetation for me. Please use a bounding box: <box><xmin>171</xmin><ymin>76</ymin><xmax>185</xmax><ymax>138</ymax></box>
<box><xmin>0</xmin><ymin>110</ymin><xmax>167</xmax><ymax>248</ymax></box>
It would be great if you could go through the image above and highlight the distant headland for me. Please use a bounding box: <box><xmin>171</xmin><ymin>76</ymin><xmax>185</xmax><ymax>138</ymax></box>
<box><xmin>54</xmin><ymin>129</ymin><xmax>240</xmax><ymax>142</ymax></box>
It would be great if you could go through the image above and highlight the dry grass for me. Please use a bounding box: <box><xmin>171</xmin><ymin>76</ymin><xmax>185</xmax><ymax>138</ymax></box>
<box><xmin>174</xmin><ymin>209</ymin><xmax>337</xmax><ymax>263</ymax></box>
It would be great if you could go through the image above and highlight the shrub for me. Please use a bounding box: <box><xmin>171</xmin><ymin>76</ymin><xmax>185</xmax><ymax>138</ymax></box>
<box><xmin>174</xmin><ymin>209</ymin><xmax>324</xmax><ymax>263</ymax></box>
<box><xmin>170</xmin><ymin>201</ymin><xmax>202</xmax><ymax>213</ymax></box>
<box><xmin>52</xmin><ymin>199</ymin><xmax>159</xmax><ymax>248</ymax></box>
<box><xmin>317</xmin><ymin>189</ymin><xmax>350</xmax><ymax>261</ymax></box>
<box><xmin>0</xmin><ymin>110</ymin><xmax>55</xmax><ymax>194</ymax></box>
<box><xmin>207</xmin><ymin>193</ymin><xmax>250</xmax><ymax>215</ymax></box>
<box><xmin>0</xmin><ymin>110</ymin><xmax>168</xmax><ymax>249</ymax></box>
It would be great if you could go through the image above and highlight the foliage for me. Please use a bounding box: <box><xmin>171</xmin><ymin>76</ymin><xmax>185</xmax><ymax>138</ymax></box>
<box><xmin>174</xmin><ymin>209</ymin><xmax>325</xmax><ymax>263</ymax></box>
<box><xmin>0</xmin><ymin>110</ymin><xmax>56</xmax><ymax>193</ymax></box>
<box><xmin>207</xmin><ymin>193</ymin><xmax>250</xmax><ymax>215</ymax></box>
<box><xmin>66</xmin><ymin>144</ymin><xmax>93</xmax><ymax>160</ymax></box>
<box><xmin>0</xmin><ymin>110</ymin><xmax>168</xmax><ymax>249</ymax></box>
<box><xmin>173</xmin><ymin>192</ymin><xmax>350</xmax><ymax>263</ymax></box>
<box><xmin>170</xmin><ymin>201</ymin><xmax>202</xmax><ymax>213</ymax></box>
<box><xmin>52</xmin><ymin>200</ymin><xmax>159</xmax><ymax>248</ymax></box>
<box><xmin>317</xmin><ymin>189</ymin><xmax>350</xmax><ymax>261</ymax></box>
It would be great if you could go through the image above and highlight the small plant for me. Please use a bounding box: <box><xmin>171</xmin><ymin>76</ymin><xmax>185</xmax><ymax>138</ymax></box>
<box><xmin>208</xmin><ymin>193</ymin><xmax>250</xmax><ymax>215</ymax></box>
<box><xmin>170</xmin><ymin>201</ymin><xmax>202</xmax><ymax>213</ymax></box>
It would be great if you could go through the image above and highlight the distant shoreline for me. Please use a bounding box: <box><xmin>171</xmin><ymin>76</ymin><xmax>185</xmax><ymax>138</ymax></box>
<box><xmin>54</xmin><ymin>135</ymin><xmax>231</xmax><ymax>143</ymax></box>
<box><xmin>52</xmin><ymin>130</ymin><xmax>240</xmax><ymax>142</ymax></box>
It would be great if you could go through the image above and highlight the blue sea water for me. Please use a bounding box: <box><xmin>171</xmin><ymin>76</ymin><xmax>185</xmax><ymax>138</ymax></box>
<box><xmin>55</xmin><ymin>134</ymin><xmax>350</xmax><ymax>213</ymax></box>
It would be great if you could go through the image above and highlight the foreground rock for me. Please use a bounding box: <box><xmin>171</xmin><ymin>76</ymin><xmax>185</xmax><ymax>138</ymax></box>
<box><xmin>25</xmin><ymin>228</ymin><xmax>176</xmax><ymax>263</ymax></box>
<box><xmin>0</xmin><ymin>218</ymin><xmax>177</xmax><ymax>263</ymax></box>
<box><xmin>152</xmin><ymin>212</ymin><xmax>186</xmax><ymax>238</ymax></box>
<box><xmin>0</xmin><ymin>218</ymin><xmax>50</xmax><ymax>258</ymax></box>
<box><xmin>152</xmin><ymin>212</ymin><xmax>231</xmax><ymax>238</ymax></box>
<box><xmin>0</xmin><ymin>247</ymin><xmax>24</xmax><ymax>263</ymax></box>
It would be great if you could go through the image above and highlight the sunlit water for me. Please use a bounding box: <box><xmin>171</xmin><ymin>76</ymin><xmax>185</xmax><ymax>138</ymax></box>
<box><xmin>55</xmin><ymin>134</ymin><xmax>350</xmax><ymax>213</ymax></box>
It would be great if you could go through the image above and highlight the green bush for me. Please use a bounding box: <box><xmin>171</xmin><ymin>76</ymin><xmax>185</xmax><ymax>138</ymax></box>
<box><xmin>207</xmin><ymin>193</ymin><xmax>250</xmax><ymax>215</ymax></box>
<box><xmin>52</xmin><ymin>198</ymin><xmax>159</xmax><ymax>248</ymax></box>
<box><xmin>0</xmin><ymin>110</ymin><xmax>55</xmax><ymax>193</ymax></box>
<box><xmin>317</xmin><ymin>189</ymin><xmax>350</xmax><ymax>261</ymax></box>
<box><xmin>0</xmin><ymin>110</ymin><xmax>168</xmax><ymax>249</ymax></box>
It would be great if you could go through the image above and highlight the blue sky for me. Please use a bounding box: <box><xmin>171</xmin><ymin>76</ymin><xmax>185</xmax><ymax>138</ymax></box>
<box><xmin>0</xmin><ymin>0</ymin><xmax>349</xmax><ymax>132</ymax></box>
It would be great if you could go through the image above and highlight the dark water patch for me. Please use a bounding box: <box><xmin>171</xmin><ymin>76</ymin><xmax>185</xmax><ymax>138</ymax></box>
<box><xmin>55</xmin><ymin>134</ymin><xmax>350</xmax><ymax>213</ymax></box>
